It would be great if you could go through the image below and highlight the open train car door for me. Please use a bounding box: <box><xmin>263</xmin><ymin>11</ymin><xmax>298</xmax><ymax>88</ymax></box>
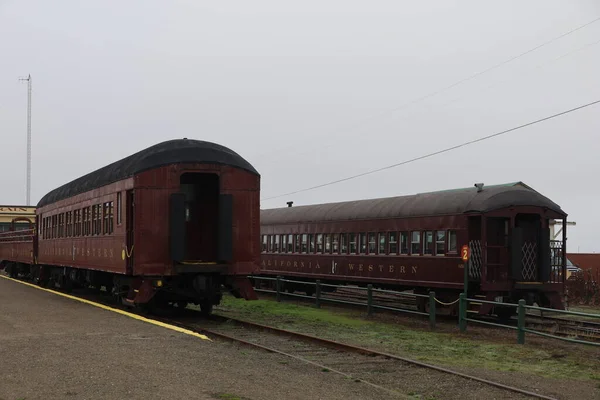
<box><xmin>178</xmin><ymin>173</ymin><xmax>220</xmax><ymax>262</ymax></box>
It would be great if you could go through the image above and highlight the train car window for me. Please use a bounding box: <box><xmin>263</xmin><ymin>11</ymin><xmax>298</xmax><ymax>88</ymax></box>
<box><xmin>359</xmin><ymin>233</ymin><xmax>367</xmax><ymax>254</ymax></box>
<box><xmin>368</xmin><ymin>233</ymin><xmax>376</xmax><ymax>254</ymax></box>
<box><xmin>261</xmin><ymin>235</ymin><xmax>267</xmax><ymax>252</ymax></box>
<box><xmin>280</xmin><ymin>235</ymin><xmax>286</xmax><ymax>253</ymax></box>
<box><xmin>411</xmin><ymin>231</ymin><xmax>421</xmax><ymax>255</ymax></box>
<box><xmin>92</xmin><ymin>206</ymin><xmax>97</xmax><ymax>235</ymax></box>
<box><xmin>66</xmin><ymin>212</ymin><xmax>71</xmax><ymax>237</ymax></box>
<box><xmin>316</xmin><ymin>234</ymin><xmax>323</xmax><ymax>253</ymax></box>
<box><xmin>59</xmin><ymin>213</ymin><xmax>64</xmax><ymax>238</ymax></box>
<box><xmin>348</xmin><ymin>233</ymin><xmax>357</xmax><ymax>254</ymax></box>
<box><xmin>82</xmin><ymin>208</ymin><xmax>87</xmax><ymax>236</ymax></box>
<box><xmin>301</xmin><ymin>234</ymin><xmax>308</xmax><ymax>253</ymax></box>
<box><xmin>294</xmin><ymin>234</ymin><xmax>301</xmax><ymax>253</ymax></box>
<box><xmin>97</xmin><ymin>204</ymin><xmax>103</xmax><ymax>235</ymax></box>
<box><xmin>109</xmin><ymin>202</ymin><xmax>114</xmax><ymax>234</ymax></box>
<box><xmin>287</xmin><ymin>234</ymin><xmax>294</xmax><ymax>253</ymax></box>
<box><xmin>87</xmin><ymin>207</ymin><xmax>92</xmax><ymax>235</ymax></box>
<box><xmin>389</xmin><ymin>232</ymin><xmax>398</xmax><ymax>254</ymax></box>
<box><xmin>308</xmin><ymin>234</ymin><xmax>315</xmax><ymax>253</ymax></box>
<box><xmin>400</xmin><ymin>232</ymin><xmax>409</xmax><ymax>254</ymax></box>
<box><xmin>79</xmin><ymin>209</ymin><xmax>83</xmax><ymax>236</ymax></box>
<box><xmin>274</xmin><ymin>235</ymin><xmax>280</xmax><ymax>253</ymax></box>
<box><xmin>324</xmin><ymin>234</ymin><xmax>331</xmax><ymax>253</ymax></box>
<box><xmin>447</xmin><ymin>230</ymin><xmax>457</xmax><ymax>253</ymax></box>
<box><xmin>436</xmin><ymin>231</ymin><xmax>446</xmax><ymax>255</ymax></box>
<box><xmin>424</xmin><ymin>231</ymin><xmax>434</xmax><ymax>255</ymax></box>
<box><xmin>117</xmin><ymin>192</ymin><xmax>122</xmax><ymax>225</ymax></box>
<box><xmin>332</xmin><ymin>234</ymin><xmax>339</xmax><ymax>253</ymax></box>
<box><xmin>378</xmin><ymin>233</ymin><xmax>386</xmax><ymax>254</ymax></box>
<box><xmin>104</xmin><ymin>203</ymin><xmax>109</xmax><ymax>234</ymax></box>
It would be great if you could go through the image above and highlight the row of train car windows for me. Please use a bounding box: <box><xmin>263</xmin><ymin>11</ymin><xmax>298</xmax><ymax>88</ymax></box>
<box><xmin>261</xmin><ymin>230</ymin><xmax>458</xmax><ymax>256</ymax></box>
<box><xmin>40</xmin><ymin>193</ymin><xmax>122</xmax><ymax>239</ymax></box>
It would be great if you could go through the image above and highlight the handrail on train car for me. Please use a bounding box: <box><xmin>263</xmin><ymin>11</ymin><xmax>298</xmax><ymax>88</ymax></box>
<box><xmin>0</xmin><ymin>228</ymin><xmax>35</xmax><ymax>242</ymax></box>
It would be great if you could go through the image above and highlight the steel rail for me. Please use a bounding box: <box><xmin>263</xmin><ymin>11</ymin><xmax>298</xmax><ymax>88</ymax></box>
<box><xmin>162</xmin><ymin>313</ymin><xmax>557</xmax><ymax>400</ymax></box>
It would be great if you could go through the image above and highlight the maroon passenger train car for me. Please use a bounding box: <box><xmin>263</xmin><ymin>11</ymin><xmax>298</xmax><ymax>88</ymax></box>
<box><xmin>0</xmin><ymin>138</ymin><xmax>261</xmax><ymax>314</ymax></box>
<box><xmin>257</xmin><ymin>182</ymin><xmax>567</xmax><ymax>316</ymax></box>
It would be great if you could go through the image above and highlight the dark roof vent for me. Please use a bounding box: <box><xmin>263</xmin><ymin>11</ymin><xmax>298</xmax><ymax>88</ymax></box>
<box><xmin>287</xmin><ymin>201</ymin><xmax>293</xmax><ymax>208</ymax></box>
<box><xmin>474</xmin><ymin>183</ymin><xmax>484</xmax><ymax>192</ymax></box>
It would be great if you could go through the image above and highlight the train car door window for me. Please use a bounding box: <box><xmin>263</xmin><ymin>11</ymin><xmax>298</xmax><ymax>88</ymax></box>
<box><xmin>411</xmin><ymin>231</ymin><xmax>421</xmax><ymax>255</ymax></box>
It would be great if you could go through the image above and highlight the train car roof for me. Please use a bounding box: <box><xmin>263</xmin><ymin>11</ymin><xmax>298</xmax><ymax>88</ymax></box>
<box><xmin>260</xmin><ymin>182</ymin><xmax>566</xmax><ymax>224</ymax></box>
<box><xmin>38</xmin><ymin>138</ymin><xmax>259</xmax><ymax>207</ymax></box>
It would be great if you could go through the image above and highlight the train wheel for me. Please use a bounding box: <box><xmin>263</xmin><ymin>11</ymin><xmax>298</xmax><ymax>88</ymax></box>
<box><xmin>176</xmin><ymin>301</ymin><xmax>188</xmax><ymax>309</ymax></box>
<box><xmin>199</xmin><ymin>300</ymin><xmax>213</xmax><ymax>316</ymax></box>
<box><xmin>7</xmin><ymin>264</ymin><xmax>17</xmax><ymax>279</ymax></box>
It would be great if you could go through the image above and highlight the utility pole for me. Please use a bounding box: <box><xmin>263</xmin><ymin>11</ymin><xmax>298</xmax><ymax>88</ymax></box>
<box><xmin>19</xmin><ymin>74</ymin><xmax>32</xmax><ymax>206</ymax></box>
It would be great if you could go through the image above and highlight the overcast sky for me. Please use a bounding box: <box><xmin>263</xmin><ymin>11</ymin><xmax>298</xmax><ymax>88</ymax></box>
<box><xmin>1</xmin><ymin>0</ymin><xmax>599</xmax><ymax>252</ymax></box>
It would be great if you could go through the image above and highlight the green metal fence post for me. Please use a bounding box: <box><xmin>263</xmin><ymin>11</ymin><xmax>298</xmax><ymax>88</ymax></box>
<box><xmin>517</xmin><ymin>299</ymin><xmax>526</xmax><ymax>345</ymax></box>
<box><xmin>315</xmin><ymin>280</ymin><xmax>321</xmax><ymax>308</ymax></box>
<box><xmin>367</xmin><ymin>284</ymin><xmax>373</xmax><ymax>316</ymax></box>
<box><xmin>276</xmin><ymin>276</ymin><xmax>281</xmax><ymax>302</ymax></box>
<box><xmin>429</xmin><ymin>291</ymin><xmax>436</xmax><ymax>329</ymax></box>
<box><xmin>459</xmin><ymin>293</ymin><xmax>467</xmax><ymax>332</ymax></box>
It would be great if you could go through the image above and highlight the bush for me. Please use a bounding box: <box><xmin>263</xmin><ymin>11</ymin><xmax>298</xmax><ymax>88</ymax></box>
<box><xmin>566</xmin><ymin>270</ymin><xmax>600</xmax><ymax>305</ymax></box>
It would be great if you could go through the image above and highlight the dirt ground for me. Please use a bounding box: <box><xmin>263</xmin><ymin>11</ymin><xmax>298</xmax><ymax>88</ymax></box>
<box><xmin>0</xmin><ymin>277</ymin><xmax>409</xmax><ymax>400</ymax></box>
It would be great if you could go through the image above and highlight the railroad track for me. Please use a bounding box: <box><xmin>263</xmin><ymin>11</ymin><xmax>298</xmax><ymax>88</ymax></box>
<box><xmin>156</xmin><ymin>311</ymin><xmax>556</xmax><ymax>400</ymax></box>
<box><xmin>524</xmin><ymin>314</ymin><xmax>600</xmax><ymax>343</ymax></box>
<box><xmin>0</xmin><ymin>274</ymin><xmax>564</xmax><ymax>398</ymax></box>
<box><xmin>260</xmin><ymin>285</ymin><xmax>600</xmax><ymax>343</ymax></box>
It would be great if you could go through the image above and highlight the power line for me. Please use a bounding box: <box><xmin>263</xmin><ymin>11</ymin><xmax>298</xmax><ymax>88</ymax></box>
<box><xmin>252</xmin><ymin>15</ymin><xmax>600</xmax><ymax>162</ymax></box>
<box><xmin>261</xmin><ymin>98</ymin><xmax>600</xmax><ymax>202</ymax></box>
<box><xmin>258</xmin><ymin>37</ymin><xmax>600</xmax><ymax>167</ymax></box>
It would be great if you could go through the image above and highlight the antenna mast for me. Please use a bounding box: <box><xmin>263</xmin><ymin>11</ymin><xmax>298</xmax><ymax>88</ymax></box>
<box><xmin>19</xmin><ymin>74</ymin><xmax>32</xmax><ymax>206</ymax></box>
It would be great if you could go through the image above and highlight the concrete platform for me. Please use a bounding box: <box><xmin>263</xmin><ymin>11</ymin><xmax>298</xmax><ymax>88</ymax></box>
<box><xmin>0</xmin><ymin>276</ymin><xmax>393</xmax><ymax>400</ymax></box>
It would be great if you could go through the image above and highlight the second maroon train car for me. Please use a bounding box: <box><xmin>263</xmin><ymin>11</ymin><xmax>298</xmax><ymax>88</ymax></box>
<box><xmin>257</xmin><ymin>182</ymin><xmax>567</xmax><ymax>316</ymax></box>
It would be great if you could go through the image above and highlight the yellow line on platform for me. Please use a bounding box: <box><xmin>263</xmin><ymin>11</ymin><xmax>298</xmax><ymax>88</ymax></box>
<box><xmin>0</xmin><ymin>275</ymin><xmax>211</xmax><ymax>341</ymax></box>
